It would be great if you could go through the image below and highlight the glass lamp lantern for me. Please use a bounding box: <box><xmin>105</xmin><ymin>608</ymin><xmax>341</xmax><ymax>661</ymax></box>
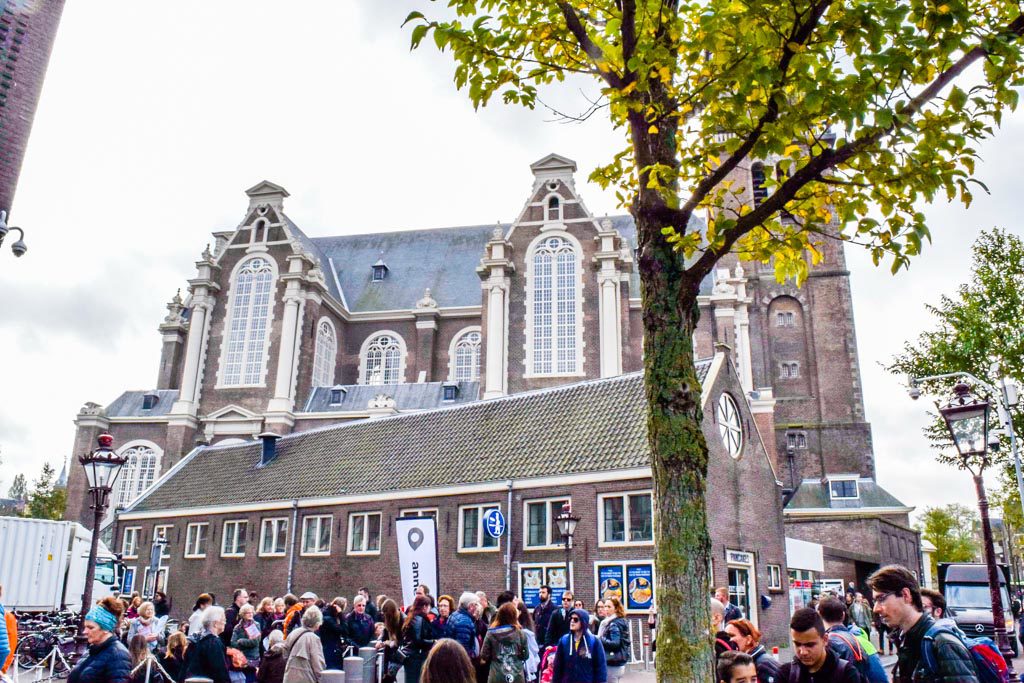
<box><xmin>555</xmin><ymin>503</ymin><xmax>580</xmax><ymax>540</ymax></box>
<box><xmin>938</xmin><ymin>382</ymin><xmax>991</xmax><ymax>459</ymax></box>
<box><xmin>78</xmin><ymin>433</ymin><xmax>128</xmax><ymax>493</ymax></box>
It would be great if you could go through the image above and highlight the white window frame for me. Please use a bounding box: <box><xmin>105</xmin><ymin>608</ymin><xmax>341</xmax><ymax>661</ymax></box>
<box><xmin>153</xmin><ymin>524</ymin><xmax>172</xmax><ymax>559</ymax></box>
<box><xmin>112</xmin><ymin>441</ymin><xmax>163</xmax><ymax>511</ymax></box>
<box><xmin>358</xmin><ymin>331</ymin><xmax>407</xmax><ymax>384</ymax></box>
<box><xmin>399</xmin><ymin>507</ymin><xmax>439</xmax><ymax>519</ymax></box>
<box><xmin>301</xmin><ymin>515</ymin><xmax>333</xmax><ymax>557</ymax></box>
<box><xmin>523</xmin><ymin>231</ymin><xmax>585</xmax><ymax>378</ymax></box>
<box><xmin>448</xmin><ymin>326</ymin><xmax>482</xmax><ymax>382</ymax></box>
<box><xmin>347</xmin><ymin>512</ymin><xmax>383</xmax><ymax>556</ymax></box>
<box><xmin>828</xmin><ymin>478</ymin><xmax>860</xmax><ymax>501</ymax></box>
<box><xmin>122</xmin><ymin>526</ymin><xmax>141</xmax><ymax>559</ymax></box>
<box><xmin>767</xmin><ymin>564</ymin><xmax>783</xmax><ymax>591</ymax></box>
<box><xmin>184</xmin><ymin>522</ymin><xmax>209</xmax><ymax>559</ymax></box>
<box><xmin>597</xmin><ymin>490</ymin><xmax>655</xmax><ymax>548</ymax></box>
<box><xmin>217</xmin><ymin>255</ymin><xmax>278</xmax><ymax>388</ymax></box>
<box><xmin>522</xmin><ymin>496</ymin><xmax>572</xmax><ymax>550</ymax></box>
<box><xmin>220</xmin><ymin>519</ymin><xmax>248</xmax><ymax>558</ymax></box>
<box><xmin>775</xmin><ymin>311</ymin><xmax>795</xmax><ymax>327</ymax></box>
<box><xmin>311</xmin><ymin>317</ymin><xmax>338</xmax><ymax>387</ymax></box>
<box><xmin>716</xmin><ymin>393</ymin><xmax>744</xmax><ymax>459</ymax></box>
<box><xmin>780</xmin><ymin>361</ymin><xmax>800</xmax><ymax>379</ymax></box>
<box><xmin>259</xmin><ymin>517</ymin><xmax>289</xmax><ymax>557</ymax></box>
<box><xmin>458</xmin><ymin>503</ymin><xmax>502</xmax><ymax>553</ymax></box>
<box><xmin>543</xmin><ymin>193</ymin><xmax>564</xmax><ymax>223</ymax></box>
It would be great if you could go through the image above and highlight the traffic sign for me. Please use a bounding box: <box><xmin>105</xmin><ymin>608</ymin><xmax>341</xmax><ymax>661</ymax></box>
<box><xmin>483</xmin><ymin>508</ymin><xmax>506</xmax><ymax>539</ymax></box>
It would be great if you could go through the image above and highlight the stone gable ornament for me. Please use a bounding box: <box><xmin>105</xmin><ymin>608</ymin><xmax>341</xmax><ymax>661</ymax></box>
<box><xmin>163</xmin><ymin>289</ymin><xmax>186</xmax><ymax>324</ymax></box>
<box><xmin>79</xmin><ymin>402</ymin><xmax>106</xmax><ymax>417</ymax></box>
<box><xmin>492</xmin><ymin>224</ymin><xmax>503</xmax><ymax>240</ymax></box>
<box><xmin>416</xmin><ymin>288</ymin><xmax>438</xmax><ymax>309</ymax></box>
<box><xmin>368</xmin><ymin>394</ymin><xmax>396</xmax><ymax>409</ymax></box>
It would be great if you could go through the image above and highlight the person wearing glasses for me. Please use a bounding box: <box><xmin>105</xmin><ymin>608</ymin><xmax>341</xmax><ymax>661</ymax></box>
<box><xmin>546</xmin><ymin>592</ymin><xmax>575</xmax><ymax>647</ymax></box>
<box><xmin>869</xmin><ymin>564</ymin><xmax>979</xmax><ymax>682</ymax></box>
<box><xmin>552</xmin><ymin>608</ymin><xmax>607</xmax><ymax>683</ymax></box>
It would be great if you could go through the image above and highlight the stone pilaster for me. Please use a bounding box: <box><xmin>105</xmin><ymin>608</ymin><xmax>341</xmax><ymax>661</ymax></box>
<box><xmin>593</xmin><ymin>218</ymin><xmax>630</xmax><ymax>378</ymax></box>
<box><xmin>413</xmin><ymin>289</ymin><xmax>440</xmax><ymax>382</ymax></box>
<box><xmin>169</xmin><ymin>248</ymin><xmax>221</xmax><ymax>418</ymax></box>
<box><xmin>156</xmin><ymin>290</ymin><xmax>188</xmax><ymax>390</ymax></box>
<box><xmin>477</xmin><ymin>226</ymin><xmax>514</xmax><ymax>399</ymax></box>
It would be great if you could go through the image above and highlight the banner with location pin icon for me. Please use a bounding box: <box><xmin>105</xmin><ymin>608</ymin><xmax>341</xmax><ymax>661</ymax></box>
<box><xmin>396</xmin><ymin>516</ymin><xmax>440</xmax><ymax>608</ymax></box>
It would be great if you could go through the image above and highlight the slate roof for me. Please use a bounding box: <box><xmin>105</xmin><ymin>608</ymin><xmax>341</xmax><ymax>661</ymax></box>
<box><xmin>293</xmin><ymin>214</ymin><xmax>708</xmax><ymax>312</ymax></box>
<box><xmin>785</xmin><ymin>478</ymin><xmax>910</xmax><ymax>511</ymax></box>
<box><xmin>106</xmin><ymin>390</ymin><xmax>180</xmax><ymax>417</ymax></box>
<box><xmin>302</xmin><ymin>381</ymin><xmax>481</xmax><ymax>412</ymax></box>
<box><xmin>130</xmin><ymin>361</ymin><xmax>714</xmax><ymax>513</ymax></box>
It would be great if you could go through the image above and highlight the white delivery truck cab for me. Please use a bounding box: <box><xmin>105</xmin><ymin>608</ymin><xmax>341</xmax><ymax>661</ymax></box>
<box><xmin>0</xmin><ymin>516</ymin><xmax>120</xmax><ymax>612</ymax></box>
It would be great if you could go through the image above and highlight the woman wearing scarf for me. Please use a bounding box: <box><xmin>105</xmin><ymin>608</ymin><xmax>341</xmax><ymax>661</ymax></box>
<box><xmin>551</xmin><ymin>609</ymin><xmax>607</xmax><ymax>683</ymax></box>
<box><xmin>597</xmin><ymin>598</ymin><xmax>629</xmax><ymax>683</ymax></box>
<box><xmin>126</xmin><ymin>601</ymin><xmax>163</xmax><ymax>652</ymax></box>
<box><xmin>231</xmin><ymin>603</ymin><xmax>262</xmax><ymax>681</ymax></box>
<box><xmin>68</xmin><ymin>597</ymin><xmax>132</xmax><ymax>683</ymax></box>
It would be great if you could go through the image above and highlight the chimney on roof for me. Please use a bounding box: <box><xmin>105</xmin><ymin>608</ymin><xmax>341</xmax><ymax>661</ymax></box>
<box><xmin>257</xmin><ymin>431</ymin><xmax>282</xmax><ymax>467</ymax></box>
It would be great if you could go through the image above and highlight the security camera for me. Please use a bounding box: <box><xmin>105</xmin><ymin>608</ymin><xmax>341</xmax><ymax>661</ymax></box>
<box><xmin>908</xmin><ymin>385</ymin><xmax>921</xmax><ymax>400</ymax></box>
<box><xmin>989</xmin><ymin>429</ymin><xmax>1003</xmax><ymax>451</ymax></box>
<box><xmin>10</xmin><ymin>239</ymin><xmax>26</xmax><ymax>257</ymax></box>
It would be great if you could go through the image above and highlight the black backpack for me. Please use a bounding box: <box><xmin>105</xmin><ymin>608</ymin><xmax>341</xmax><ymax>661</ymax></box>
<box><xmin>787</xmin><ymin>657</ymin><xmax>855</xmax><ymax>683</ymax></box>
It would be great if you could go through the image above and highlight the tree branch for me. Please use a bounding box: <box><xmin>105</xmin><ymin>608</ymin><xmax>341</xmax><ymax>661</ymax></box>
<box><xmin>556</xmin><ymin>1</ymin><xmax>627</xmax><ymax>88</ymax></box>
<box><xmin>621</xmin><ymin>0</ymin><xmax>637</xmax><ymax>81</ymax></box>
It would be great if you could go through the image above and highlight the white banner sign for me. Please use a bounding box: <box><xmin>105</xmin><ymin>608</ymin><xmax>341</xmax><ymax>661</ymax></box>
<box><xmin>396</xmin><ymin>516</ymin><xmax>439</xmax><ymax>608</ymax></box>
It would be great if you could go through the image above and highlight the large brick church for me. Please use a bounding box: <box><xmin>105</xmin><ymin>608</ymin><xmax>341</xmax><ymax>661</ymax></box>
<box><xmin>65</xmin><ymin>153</ymin><xmax>918</xmax><ymax>625</ymax></box>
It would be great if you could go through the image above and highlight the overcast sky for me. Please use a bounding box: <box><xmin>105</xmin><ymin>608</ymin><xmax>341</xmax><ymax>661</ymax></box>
<box><xmin>1</xmin><ymin>1</ymin><xmax>1021</xmax><ymax>520</ymax></box>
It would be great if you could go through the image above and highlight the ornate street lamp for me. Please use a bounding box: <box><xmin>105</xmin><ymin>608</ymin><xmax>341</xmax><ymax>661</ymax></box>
<box><xmin>77</xmin><ymin>433</ymin><xmax>127</xmax><ymax>640</ymax></box>
<box><xmin>555</xmin><ymin>503</ymin><xmax>580</xmax><ymax>594</ymax></box>
<box><xmin>937</xmin><ymin>383</ymin><xmax>1018</xmax><ymax>680</ymax></box>
<box><xmin>0</xmin><ymin>210</ymin><xmax>27</xmax><ymax>257</ymax></box>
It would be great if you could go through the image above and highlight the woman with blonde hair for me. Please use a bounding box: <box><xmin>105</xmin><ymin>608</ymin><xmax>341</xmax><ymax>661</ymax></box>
<box><xmin>126</xmin><ymin>601</ymin><xmax>162</xmax><ymax>652</ymax></box>
<box><xmin>421</xmin><ymin>638</ymin><xmax>476</xmax><ymax>683</ymax></box>
<box><xmin>725</xmin><ymin>618</ymin><xmax>779</xmax><ymax>683</ymax></box>
<box><xmin>160</xmin><ymin>631</ymin><xmax>188</xmax><ymax>682</ymax></box>
<box><xmin>598</xmin><ymin>597</ymin><xmax>630</xmax><ymax>683</ymax></box>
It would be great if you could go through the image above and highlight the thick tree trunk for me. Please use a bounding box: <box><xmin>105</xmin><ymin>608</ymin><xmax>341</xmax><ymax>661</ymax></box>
<box><xmin>636</xmin><ymin>206</ymin><xmax>714</xmax><ymax>682</ymax></box>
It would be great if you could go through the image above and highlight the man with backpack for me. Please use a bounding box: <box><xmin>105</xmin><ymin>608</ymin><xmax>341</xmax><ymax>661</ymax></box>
<box><xmin>869</xmin><ymin>564</ymin><xmax>987</xmax><ymax>683</ymax></box>
<box><xmin>779</xmin><ymin>608</ymin><xmax>866</xmax><ymax>682</ymax></box>
<box><xmin>817</xmin><ymin>597</ymin><xmax>888</xmax><ymax>683</ymax></box>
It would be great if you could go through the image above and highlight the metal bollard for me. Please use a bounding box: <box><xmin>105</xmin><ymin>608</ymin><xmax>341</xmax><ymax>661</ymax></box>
<box><xmin>344</xmin><ymin>655</ymin><xmax>364</xmax><ymax>683</ymax></box>
<box><xmin>321</xmin><ymin>671</ymin><xmax>345</xmax><ymax>683</ymax></box>
<box><xmin>184</xmin><ymin>678</ymin><xmax>215</xmax><ymax>683</ymax></box>
<box><xmin>359</xmin><ymin>646</ymin><xmax>376</xmax><ymax>682</ymax></box>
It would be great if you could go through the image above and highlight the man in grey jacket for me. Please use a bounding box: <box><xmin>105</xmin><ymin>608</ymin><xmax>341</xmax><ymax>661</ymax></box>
<box><xmin>869</xmin><ymin>565</ymin><xmax>979</xmax><ymax>682</ymax></box>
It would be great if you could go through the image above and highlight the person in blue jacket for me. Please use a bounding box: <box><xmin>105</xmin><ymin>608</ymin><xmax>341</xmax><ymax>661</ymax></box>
<box><xmin>68</xmin><ymin>597</ymin><xmax>132</xmax><ymax>683</ymax></box>
<box><xmin>552</xmin><ymin>608</ymin><xmax>607</xmax><ymax>683</ymax></box>
<box><xmin>0</xmin><ymin>583</ymin><xmax>9</xmax><ymax>672</ymax></box>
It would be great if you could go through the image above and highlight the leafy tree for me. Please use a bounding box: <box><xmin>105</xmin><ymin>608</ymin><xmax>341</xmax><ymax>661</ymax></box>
<box><xmin>405</xmin><ymin>1</ymin><xmax>1024</xmax><ymax>678</ymax></box>
<box><xmin>7</xmin><ymin>473</ymin><xmax>28</xmax><ymax>502</ymax></box>
<box><xmin>917</xmin><ymin>504</ymin><xmax>979</xmax><ymax>577</ymax></box>
<box><xmin>24</xmin><ymin>463</ymin><xmax>66</xmax><ymax>521</ymax></box>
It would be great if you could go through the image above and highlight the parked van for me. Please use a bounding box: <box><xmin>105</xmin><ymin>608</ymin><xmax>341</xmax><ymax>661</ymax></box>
<box><xmin>938</xmin><ymin>562</ymin><xmax>1019</xmax><ymax>655</ymax></box>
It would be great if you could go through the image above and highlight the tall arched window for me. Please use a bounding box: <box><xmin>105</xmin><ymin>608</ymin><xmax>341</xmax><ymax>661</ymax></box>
<box><xmin>751</xmin><ymin>162</ymin><xmax>768</xmax><ymax>206</ymax></box>
<box><xmin>114</xmin><ymin>443</ymin><xmax>161</xmax><ymax>509</ymax></box>
<box><xmin>362</xmin><ymin>333</ymin><xmax>404</xmax><ymax>384</ymax></box>
<box><xmin>311</xmin><ymin>318</ymin><xmax>337</xmax><ymax>387</ymax></box>
<box><xmin>223</xmin><ymin>257</ymin><xmax>275</xmax><ymax>386</ymax></box>
<box><xmin>452</xmin><ymin>330</ymin><xmax>482</xmax><ymax>381</ymax></box>
<box><xmin>530</xmin><ymin>236</ymin><xmax>580</xmax><ymax>375</ymax></box>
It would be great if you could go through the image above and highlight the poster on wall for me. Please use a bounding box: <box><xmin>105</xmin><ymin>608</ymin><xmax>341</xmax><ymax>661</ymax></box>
<box><xmin>547</xmin><ymin>567</ymin><xmax>568</xmax><ymax>604</ymax></box>
<box><xmin>598</xmin><ymin>564</ymin><xmax>624</xmax><ymax>602</ymax></box>
<box><xmin>626</xmin><ymin>563</ymin><xmax>654</xmax><ymax>610</ymax></box>
<box><xmin>521</xmin><ymin>568</ymin><xmax>544</xmax><ymax>607</ymax></box>
<box><xmin>121</xmin><ymin>566</ymin><xmax>136</xmax><ymax>594</ymax></box>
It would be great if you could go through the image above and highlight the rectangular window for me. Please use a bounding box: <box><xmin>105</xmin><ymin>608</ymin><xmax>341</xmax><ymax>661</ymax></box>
<box><xmin>184</xmin><ymin>523</ymin><xmax>209</xmax><ymax>558</ymax></box>
<box><xmin>400</xmin><ymin>508</ymin><xmax>438</xmax><ymax>520</ymax></box>
<box><xmin>301</xmin><ymin>515</ymin><xmax>332</xmax><ymax>556</ymax></box>
<box><xmin>459</xmin><ymin>504</ymin><xmax>500</xmax><ymax>552</ymax></box>
<box><xmin>122</xmin><ymin>527</ymin><xmax>141</xmax><ymax>559</ymax></box>
<box><xmin>348</xmin><ymin>512</ymin><xmax>382</xmax><ymax>555</ymax></box>
<box><xmin>767</xmin><ymin>564</ymin><xmax>783</xmax><ymax>591</ymax></box>
<box><xmin>599</xmin><ymin>491</ymin><xmax>654</xmax><ymax>546</ymax></box>
<box><xmin>154</xmin><ymin>525</ymin><xmax>172</xmax><ymax>559</ymax></box>
<box><xmin>525</xmin><ymin>497</ymin><xmax>570</xmax><ymax>549</ymax></box>
<box><xmin>221</xmin><ymin>520</ymin><xmax>247</xmax><ymax>557</ymax></box>
<box><xmin>260</xmin><ymin>518</ymin><xmax>288</xmax><ymax>557</ymax></box>
<box><xmin>829</xmin><ymin>480</ymin><xmax>859</xmax><ymax>500</ymax></box>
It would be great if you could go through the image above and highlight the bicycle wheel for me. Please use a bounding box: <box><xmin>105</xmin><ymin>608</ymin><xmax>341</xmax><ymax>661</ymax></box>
<box><xmin>15</xmin><ymin>632</ymin><xmax>47</xmax><ymax>669</ymax></box>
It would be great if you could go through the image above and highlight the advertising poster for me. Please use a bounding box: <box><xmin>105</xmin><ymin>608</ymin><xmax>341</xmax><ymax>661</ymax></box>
<box><xmin>396</xmin><ymin>516</ymin><xmax>440</xmax><ymax>608</ymax></box>
<box><xmin>521</xmin><ymin>567</ymin><xmax>544</xmax><ymax>607</ymax></box>
<box><xmin>626</xmin><ymin>563</ymin><xmax>654</xmax><ymax>610</ymax></box>
<box><xmin>121</xmin><ymin>566</ymin><xmax>136</xmax><ymax>594</ymax></box>
<box><xmin>598</xmin><ymin>564</ymin><xmax>624</xmax><ymax>602</ymax></box>
<box><xmin>547</xmin><ymin>566</ymin><xmax>568</xmax><ymax>604</ymax></box>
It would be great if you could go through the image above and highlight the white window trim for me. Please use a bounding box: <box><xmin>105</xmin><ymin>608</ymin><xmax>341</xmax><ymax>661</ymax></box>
<box><xmin>311</xmin><ymin>317</ymin><xmax>338</xmax><ymax>387</ymax></box>
<box><xmin>780</xmin><ymin>361</ymin><xmax>801</xmax><ymax>379</ymax></box>
<box><xmin>220</xmin><ymin>519</ymin><xmax>248</xmax><ymax>558</ymax></box>
<box><xmin>828</xmin><ymin>477</ymin><xmax>860</xmax><ymax>500</ymax></box>
<box><xmin>767</xmin><ymin>564</ymin><xmax>783</xmax><ymax>591</ymax></box>
<box><xmin>357</xmin><ymin>330</ymin><xmax>408</xmax><ymax>385</ymax></box>
<box><xmin>215</xmin><ymin>254</ymin><xmax>279</xmax><ymax>389</ymax></box>
<box><xmin>259</xmin><ymin>517</ymin><xmax>289</xmax><ymax>558</ymax></box>
<box><xmin>523</xmin><ymin>230</ymin><xmax>586</xmax><ymax>378</ymax></box>
<box><xmin>597</xmin><ymin>490</ymin><xmax>655</xmax><ymax>548</ymax></box>
<box><xmin>458</xmin><ymin>503</ymin><xmax>502</xmax><ymax>553</ymax></box>
<box><xmin>399</xmin><ymin>507</ymin><xmax>439</xmax><ymax>519</ymax></box>
<box><xmin>301</xmin><ymin>515</ymin><xmax>333</xmax><ymax>557</ymax></box>
<box><xmin>347</xmin><ymin>512</ymin><xmax>383</xmax><ymax>556</ymax></box>
<box><xmin>122</xmin><ymin>526</ymin><xmax>142</xmax><ymax>559</ymax></box>
<box><xmin>542</xmin><ymin>192</ymin><xmax>564</xmax><ymax>223</ymax></box>
<box><xmin>184</xmin><ymin>522</ymin><xmax>209</xmax><ymax>559</ymax></box>
<box><xmin>447</xmin><ymin>326</ymin><xmax>483</xmax><ymax>382</ymax></box>
<box><xmin>522</xmin><ymin>496</ymin><xmax>572</xmax><ymax>551</ymax></box>
<box><xmin>111</xmin><ymin>440</ymin><xmax>164</xmax><ymax>514</ymax></box>
<box><xmin>154</xmin><ymin>525</ymin><xmax>172</xmax><ymax>559</ymax></box>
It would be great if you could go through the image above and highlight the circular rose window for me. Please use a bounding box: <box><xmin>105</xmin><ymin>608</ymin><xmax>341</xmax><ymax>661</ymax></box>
<box><xmin>716</xmin><ymin>393</ymin><xmax>743</xmax><ymax>458</ymax></box>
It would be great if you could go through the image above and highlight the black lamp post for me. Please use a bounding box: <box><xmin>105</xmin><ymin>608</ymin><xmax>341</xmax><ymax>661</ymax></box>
<box><xmin>77</xmin><ymin>433</ymin><xmax>127</xmax><ymax>642</ymax></box>
<box><xmin>937</xmin><ymin>382</ymin><xmax>1018</xmax><ymax>680</ymax></box>
<box><xmin>555</xmin><ymin>503</ymin><xmax>580</xmax><ymax>594</ymax></box>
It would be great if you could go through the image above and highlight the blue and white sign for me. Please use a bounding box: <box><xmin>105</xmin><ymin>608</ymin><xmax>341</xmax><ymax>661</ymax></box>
<box><xmin>483</xmin><ymin>508</ymin><xmax>506</xmax><ymax>539</ymax></box>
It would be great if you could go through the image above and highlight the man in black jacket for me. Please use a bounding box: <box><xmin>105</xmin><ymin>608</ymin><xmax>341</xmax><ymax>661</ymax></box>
<box><xmin>546</xmin><ymin>592</ymin><xmax>574</xmax><ymax>646</ymax></box>
<box><xmin>779</xmin><ymin>608</ymin><xmax>865</xmax><ymax>682</ymax></box>
<box><xmin>221</xmin><ymin>588</ymin><xmax>248</xmax><ymax>648</ymax></box>
<box><xmin>533</xmin><ymin>586</ymin><xmax>556</xmax><ymax>646</ymax></box>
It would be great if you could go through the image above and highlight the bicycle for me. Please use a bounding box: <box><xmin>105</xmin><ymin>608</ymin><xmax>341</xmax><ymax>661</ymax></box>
<box><xmin>14</xmin><ymin>629</ymin><xmax>80</xmax><ymax>679</ymax></box>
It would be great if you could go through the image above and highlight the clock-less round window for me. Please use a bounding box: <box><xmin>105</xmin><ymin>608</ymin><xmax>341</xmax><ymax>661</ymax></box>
<box><xmin>716</xmin><ymin>393</ymin><xmax>743</xmax><ymax>458</ymax></box>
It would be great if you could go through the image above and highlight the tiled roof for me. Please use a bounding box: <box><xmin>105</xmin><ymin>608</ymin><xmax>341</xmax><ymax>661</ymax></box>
<box><xmin>785</xmin><ymin>478</ymin><xmax>910</xmax><ymax>511</ymax></box>
<box><xmin>106</xmin><ymin>390</ymin><xmax>180</xmax><ymax>417</ymax></box>
<box><xmin>301</xmin><ymin>381</ymin><xmax>481</xmax><ymax>412</ymax></box>
<box><xmin>131</xmin><ymin>362</ymin><xmax>714</xmax><ymax>513</ymax></box>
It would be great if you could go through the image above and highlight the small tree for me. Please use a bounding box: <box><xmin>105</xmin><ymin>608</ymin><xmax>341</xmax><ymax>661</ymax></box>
<box><xmin>7</xmin><ymin>473</ymin><xmax>28</xmax><ymax>502</ymax></box>
<box><xmin>24</xmin><ymin>463</ymin><xmax>67</xmax><ymax>521</ymax></box>
<box><xmin>917</xmin><ymin>504</ymin><xmax>980</xmax><ymax>576</ymax></box>
<box><xmin>405</xmin><ymin>2</ymin><xmax>1024</xmax><ymax>678</ymax></box>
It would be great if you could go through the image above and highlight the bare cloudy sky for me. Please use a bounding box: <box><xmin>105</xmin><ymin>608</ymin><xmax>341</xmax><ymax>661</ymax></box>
<box><xmin>0</xmin><ymin>1</ymin><xmax>1021</xmax><ymax>519</ymax></box>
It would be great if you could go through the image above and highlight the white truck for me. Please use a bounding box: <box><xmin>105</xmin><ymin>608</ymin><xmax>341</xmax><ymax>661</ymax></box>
<box><xmin>0</xmin><ymin>516</ymin><xmax>120</xmax><ymax>612</ymax></box>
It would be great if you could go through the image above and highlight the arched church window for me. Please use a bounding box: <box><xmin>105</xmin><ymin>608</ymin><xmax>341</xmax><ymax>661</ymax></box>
<box><xmin>114</xmin><ymin>443</ymin><xmax>161</xmax><ymax>509</ymax></box>
<box><xmin>363</xmin><ymin>333</ymin><xmax>404</xmax><ymax>384</ymax></box>
<box><xmin>224</xmin><ymin>257</ymin><xmax>275</xmax><ymax>386</ymax></box>
<box><xmin>530</xmin><ymin>236</ymin><xmax>579</xmax><ymax>375</ymax></box>
<box><xmin>452</xmin><ymin>330</ymin><xmax>482</xmax><ymax>382</ymax></box>
<box><xmin>311</xmin><ymin>318</ymin><xmax>337</xmax><ymax>387</ymax></box>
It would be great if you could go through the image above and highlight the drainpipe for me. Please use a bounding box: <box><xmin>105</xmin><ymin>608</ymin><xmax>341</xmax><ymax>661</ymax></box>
<box><xmin>505</xmin><ymin>480</ymin><xmax>514</xmax><ymax>591</ymax></box>
<box><xmin>287</xmin><ymin>499</ymin><xmax>299</xmax><ymax>595</ymax></box>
